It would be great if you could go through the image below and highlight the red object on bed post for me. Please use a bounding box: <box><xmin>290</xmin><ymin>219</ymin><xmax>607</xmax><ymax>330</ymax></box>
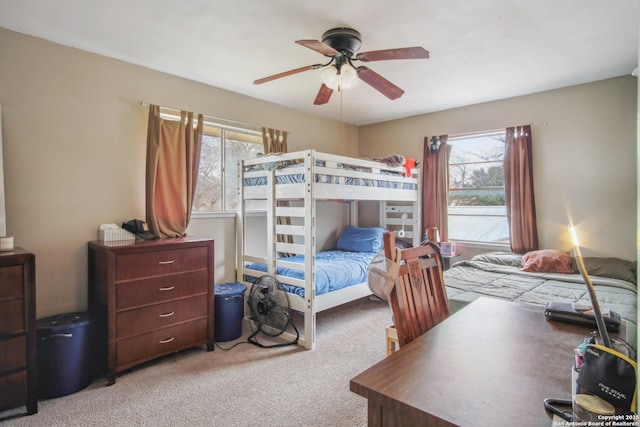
<box><xmin>403</xmin><ymin>158</ymin><xmax>416</xmax><ymax>177</ymax></box>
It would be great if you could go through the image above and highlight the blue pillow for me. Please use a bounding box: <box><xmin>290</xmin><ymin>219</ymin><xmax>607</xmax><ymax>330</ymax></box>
<box><xmin>336</xmin><ymin>226</ymin><xmax>386</xmax><ymax>252</ymax></box>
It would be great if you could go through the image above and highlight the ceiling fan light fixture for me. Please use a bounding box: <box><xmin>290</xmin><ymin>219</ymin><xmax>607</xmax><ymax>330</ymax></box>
<box><xmin>339</xmin><ymin>62</ymin><xmax>358</xmax><ymax>89</ymax></box>
<box><xmin>319</xmin><ymin>63</ymin><xmax>358</xmax><ymax>91</ymax></box>
<box><xmin>319</xmin><ymin>65</ymin><xmax>339</xmax><ymax>89</ymax></box>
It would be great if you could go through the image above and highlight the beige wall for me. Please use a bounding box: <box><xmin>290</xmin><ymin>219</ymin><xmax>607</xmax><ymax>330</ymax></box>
<box><xmin>359</xmin><ymin>76</ymin><xmax>638</xmax><ymax>260</ymax></box>
<box><xmin>0</xmin><ymin>28</ymin><xmax>357</xmax><ymax>318</ymax></box>
<box><xmin>1</xmin><ymin>27</ymin><xmax>636</xmax><ymax>319</ymax></box>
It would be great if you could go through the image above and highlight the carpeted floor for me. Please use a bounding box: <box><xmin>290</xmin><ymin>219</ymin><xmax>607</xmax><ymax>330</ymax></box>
<box><xmin>1</xmin><ymin>297</ymin><xmax>391</xmax><ymax>427</ymax></box>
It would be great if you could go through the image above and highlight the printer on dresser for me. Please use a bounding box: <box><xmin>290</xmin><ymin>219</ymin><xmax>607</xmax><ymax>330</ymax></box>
<box><xmin>88</xmin><ymin>237</ymin><xmax>215</xmax><ymax>385</ymax></box>
<box><xmin>0</xmin><ymin>248</ymin><xmax>37</xmax><ymax>415</ymax></box>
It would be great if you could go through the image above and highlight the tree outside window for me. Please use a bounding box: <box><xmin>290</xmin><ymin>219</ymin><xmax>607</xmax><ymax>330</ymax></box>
<box><xmin>192</xmin><ymin>126</ymin><xmax>263</xmax><ymax>214</ymax></box>
<box><xmin>448</xmin><ymin>132</ymin><xmax>509</xmax><ymax>243</ymax></box>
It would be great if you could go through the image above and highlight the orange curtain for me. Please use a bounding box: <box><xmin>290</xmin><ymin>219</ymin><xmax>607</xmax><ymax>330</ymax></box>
<box><xmin>421</xmin><ymin>135</ymin><xmax>450</xmax><ymax>242</ymax></box>
<box><xmin>504</xmin><ymin>125</ymin><xmax>538</xmax><ymax>253</ymax></box>
<box><xmin>146</xmin><ymin>105</ymin><xmax>203</xmax><ymax>238</ymax></box>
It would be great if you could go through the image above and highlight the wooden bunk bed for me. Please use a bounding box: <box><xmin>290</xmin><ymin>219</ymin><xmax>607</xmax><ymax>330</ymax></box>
<box><xmin>236</xmin><ymin>149</ymin><xmax>421</xmax><ymax>349</ymax></box>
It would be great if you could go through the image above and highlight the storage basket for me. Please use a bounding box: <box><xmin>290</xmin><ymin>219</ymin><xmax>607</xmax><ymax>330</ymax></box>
<box><xmin>98</xmin><ymin>224</ymin><xmax>136</xmax><ymax>242</ymax></box>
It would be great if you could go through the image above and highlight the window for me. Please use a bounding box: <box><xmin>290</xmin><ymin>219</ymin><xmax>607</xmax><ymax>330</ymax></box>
<box><xmin>447</xmin><ymin>131</ymin><xmax>509</xmax><ymax>244</ymax></box>
<box><xmin>192</xmin><ymin>125</ymin><xmax>263</xmax><ymax>214</ymax></box>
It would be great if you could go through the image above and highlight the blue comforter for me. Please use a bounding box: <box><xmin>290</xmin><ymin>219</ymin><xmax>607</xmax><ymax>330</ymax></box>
<box><xmin>245</xmin><ymin>250</ymin><xmax>378</xmax><ymax>297</ymax></box>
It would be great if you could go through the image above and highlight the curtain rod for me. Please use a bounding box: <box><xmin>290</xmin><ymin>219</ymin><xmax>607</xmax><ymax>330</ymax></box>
<box><xmin>140</xmin><ymin>102</ymin><xmax>292</xmax><ymax>135</ymax></box>
<box><xmin>447</xmin><ymin>121</ymin><xmax>548</xmax><ymax>140</ymax></box>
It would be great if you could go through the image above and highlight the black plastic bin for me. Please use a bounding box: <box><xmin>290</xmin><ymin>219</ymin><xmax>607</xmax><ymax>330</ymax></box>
<box><xmin>36</xmin><ymin>312</ymin><xmax>95</xmax><ymax>398</ymax></box>
<box><xmin>214</xmin><ymin>283</ymin><xmax>247</xmax><ymax>342</ymax></box>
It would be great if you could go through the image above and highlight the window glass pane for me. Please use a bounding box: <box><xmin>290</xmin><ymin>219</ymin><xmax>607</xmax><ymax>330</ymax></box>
<box><xmin>193</xmin><ymin>132</ymin><xmax>222</xmax><ymax>212</ymax></box>
<box><xmin>448</xmin><ymin>133</ymin><xmax>509</xmax><ymax>243</ymax></box>
<box><xmin>224</xmin><ymin>131</ymin><xmax>262</xmax><ymax>211</ymax></box>
<box><xmin>193</xmin><ymin>126</ymin><xmax>265</xmax><ymax>214</ymax></box>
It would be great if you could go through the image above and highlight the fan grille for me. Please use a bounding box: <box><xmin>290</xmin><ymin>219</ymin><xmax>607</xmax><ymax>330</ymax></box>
<box><xmin>249</xmin><ymin>276</ymin><xmax>291</xmax><ymax>337</ymax></box>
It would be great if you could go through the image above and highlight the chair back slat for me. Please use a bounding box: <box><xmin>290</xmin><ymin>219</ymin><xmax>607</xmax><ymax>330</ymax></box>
<box><xmin>383</xmin><ymin>231</ymin><xmax>450</xmax><ymax>348</ymax></box>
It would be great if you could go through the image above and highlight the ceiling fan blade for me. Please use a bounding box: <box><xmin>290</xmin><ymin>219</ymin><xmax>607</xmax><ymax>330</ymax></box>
<box><xmin>355</xmin><ymin>46</ymin><xmax>429</xmax><ymax>62</ymax></box>
<box><xmin>356</xmin><ymin>67</ymin><xmax>405</xmax><ymax>100</ymax></box>
<box><xmin>295</xmin><ymin>39</ymin><xmax>340</xmax><ymax>57</ymax></box>
<box><xmin>313</xmin><ymin>83</ymin><xmax>333</xmax><ymax>105</ymax></box>
<box><xmin>254</xmin><ymin>64</ymin><xmax>322</xmax><ymax>85</ymax></box>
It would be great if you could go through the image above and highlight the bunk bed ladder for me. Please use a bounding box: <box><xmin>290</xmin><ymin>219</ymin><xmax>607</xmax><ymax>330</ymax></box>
<box><xmin>380</xmin><ymin>201</ymin><xmax>422</xmax><ymax>247</ymax></box>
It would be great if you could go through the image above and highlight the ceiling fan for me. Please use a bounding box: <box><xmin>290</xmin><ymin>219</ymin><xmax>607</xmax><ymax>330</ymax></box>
<box><xmin>253</xmin><ymin>27</ymin><xmax>429</xmax><ymax>105</ymax></box>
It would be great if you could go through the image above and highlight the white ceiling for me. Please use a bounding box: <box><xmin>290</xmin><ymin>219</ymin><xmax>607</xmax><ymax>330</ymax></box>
<box><xmin>0</xmin><ymin>0</ymin><xmax>638</xmax><ymax>125</ymax></box>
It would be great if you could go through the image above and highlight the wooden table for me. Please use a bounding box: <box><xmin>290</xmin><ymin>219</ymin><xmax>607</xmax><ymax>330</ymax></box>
<box><xmin>350</xmin><ymin>297</ymin><xmax>597</xmax><ymax>427</ymax></box>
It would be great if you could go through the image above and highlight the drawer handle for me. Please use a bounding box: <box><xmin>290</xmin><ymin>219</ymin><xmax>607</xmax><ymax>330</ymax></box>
<box><xmin>158</xmin><ymin>260</ymin><xmax>175</xmax><ymax>265</ymax></box>
<box><xmin>158</xmin><ymin>311</ymin><xmax>175</xmax><ymax>318</ymax></box>
<box><xmin>159</xmin><ymin>337</ymin><xmax>175</xmax><ymax>344</ymax></box>
<box><xmin>159</xmin><ymin>286</ymin><xmax>175</xmax><ymax>291</ymax></box>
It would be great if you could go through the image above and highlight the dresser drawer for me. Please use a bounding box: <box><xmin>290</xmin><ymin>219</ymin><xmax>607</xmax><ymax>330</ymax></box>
<box><xmin>117</xmin><ymin>295</ymin><xmax>208</xmax><ymax>338</ymax></box>
<box><xmin>0</xmin><ymin>250</ymin><xmax>36</xmax><ymax>413</ymax></box>
<box><xmin>0</xmin><ymin>370</ymin><xmax>27</xmax><ymax>412</ymax></box>
<box><xmin>116</xmin><ymin>318</ymin><xmax>208</xmax><ymax>368</ymax></box>
<box><xmin>0</xmin><ymin>265</ymin><xmax>23</xmax><ymax>299</ymax></box>
<box><xmin>116</xmin><ymin>247</ymin><xmax>209</xmax><ymax>281</ymax></box>
<box><xmin>0</xmin><ymin>299</ymin><xmax>25</xmax><ymax>335</ymax></box>
<box><xmin>116</xmin><ymin>271</ymin><xmax>208</xmax><ymax>310</ymax></box>
<box><xmin>0</xmin><ymin>336</ymin><xmax>26</xmax><ymax>374</ymax></box>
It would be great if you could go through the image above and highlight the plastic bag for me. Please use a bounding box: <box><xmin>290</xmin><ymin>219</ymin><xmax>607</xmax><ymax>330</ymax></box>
<box><xmin>367</xmin><ymin>253</ymin><xmax>400</xmax><ymax>301</ymax></box>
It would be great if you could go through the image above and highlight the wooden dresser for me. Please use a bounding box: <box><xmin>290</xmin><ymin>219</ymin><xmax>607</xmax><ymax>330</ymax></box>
<box><xmin>0</xmin><ymin>248</ymin><xmax>37</xmax><ymax>415</ymax></box>
<box><xmin>88</xmin><ymin>237</ymin><xmax>214</xmax><ymax>385</ymax></box>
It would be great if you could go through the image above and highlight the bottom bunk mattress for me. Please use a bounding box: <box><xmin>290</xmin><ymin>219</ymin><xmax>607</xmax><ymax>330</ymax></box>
<box><xmin>443</xmin><ymin>252</ymin><xmax>637</xmax><ymax>348</ymax></box>
<box><xmin>245</xmin><ymin>250</ymin><xmax>377</xmax><ymax>298</ymax></box>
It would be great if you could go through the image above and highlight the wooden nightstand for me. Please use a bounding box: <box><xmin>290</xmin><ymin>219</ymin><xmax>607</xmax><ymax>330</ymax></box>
<box><xmin>441</xmin><ymin>253</ymin><xmax>460</xmax><ymax>271</ymax></box>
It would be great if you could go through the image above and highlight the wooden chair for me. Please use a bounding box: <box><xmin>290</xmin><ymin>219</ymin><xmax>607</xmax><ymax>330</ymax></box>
<box><xmin>383</xmin><ymin>231</ymin><xmax>450</xmax><ymax>354</ymax></box>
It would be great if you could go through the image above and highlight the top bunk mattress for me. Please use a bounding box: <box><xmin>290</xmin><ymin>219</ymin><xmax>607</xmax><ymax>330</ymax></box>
<box><xmin>242</xmin><ymin>160</ymin><xmax>415</xmax><ymax>190</ymax></box>
<box><xmin>240</xmin><ymin>150</ymin><xmax>420</xmax><ymax>199</ymax></box>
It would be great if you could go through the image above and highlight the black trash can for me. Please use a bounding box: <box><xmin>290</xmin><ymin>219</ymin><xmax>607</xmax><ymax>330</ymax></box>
<box><xmin>214</xmin><ymin>283</ymin><xmax>247</xmax><ymax>342</ymax></box>
<box><xmin>36</xmin><ymin>312</ymin><xmax>95</xmax><ymax>398</ymax></box>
